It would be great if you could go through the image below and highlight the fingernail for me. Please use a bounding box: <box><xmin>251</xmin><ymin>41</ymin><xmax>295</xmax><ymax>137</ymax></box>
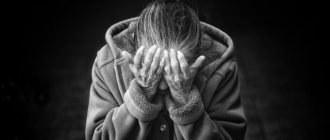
<box><xmin>200</xmin><ymin>55</ymin><xmax>205</xmax><ymax>60</ymax></box>
<box><xmin>177</xmin><ymin>51</ymin><xmax>183</xmax><ymax>56</ymax></box>
<box><xmin>121</xmin><ymin>51</ymin><xmax>126</xmax><ymax>55</ymax></box>
<box><xmin>170</xmin><ymin>49</ymin><xmax>174</xmax><ymax>54</ymax></box>
<box><xmin>139</xmin><ymin>46</ymin><xmax>144</xmax><ymax>50</ymax></box>
<box><xmin>163</xmin><ymin>50</ymin><xmax>168</xmax><ymax>55</ymax></box>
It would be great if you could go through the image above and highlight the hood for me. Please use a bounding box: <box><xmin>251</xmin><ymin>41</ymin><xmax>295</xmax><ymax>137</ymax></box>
<box><xmin>105</xmin><ymin>17</ymin><xmax>234</xmax><ymax>79</ymax></box>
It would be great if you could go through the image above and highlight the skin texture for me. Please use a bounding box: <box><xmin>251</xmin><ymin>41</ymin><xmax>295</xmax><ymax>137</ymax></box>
<box><xmin>122</xmin><ymin>46</ymin><xmax>205</xmax><ymax>104</ymax></box>
<box><xmin>121</xmin><ymin>45</ymin><xmax>165</xmax><ymax>101</ymax></box>
<box><xmin>163</xmin><ymin>49</ymin><xmax>205</xmax><ymax>104</ymax></box>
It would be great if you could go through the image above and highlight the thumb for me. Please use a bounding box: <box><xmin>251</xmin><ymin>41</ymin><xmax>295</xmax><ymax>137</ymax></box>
<box><xmin>190</xmin><ymin>55</ymin><xmax>205</xmax><ymax>70</ymax></box>
<box><xmin>121</xmin><ymin>51</ymin><xmax>133</xmax><ymax>65</ymax></box>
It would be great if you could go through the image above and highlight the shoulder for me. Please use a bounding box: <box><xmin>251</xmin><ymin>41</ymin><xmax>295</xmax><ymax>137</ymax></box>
<box><xmin>214</xmin><ymin>58</ymin><xmax>238</xmax><ymax>77</ymax></box>
<box><xmin>94</xmin><ymin>44</ymin><xmax>116</xmax><ymax>69</ymax></box>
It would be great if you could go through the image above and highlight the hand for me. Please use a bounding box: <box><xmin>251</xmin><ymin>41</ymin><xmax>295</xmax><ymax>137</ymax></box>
<box><xmin>122</xmin><ymin>45</ymin><xmax>165</xmax><ymax>100</ymax></box>
<box><xmin>163</xmin><ymin>49</ymin><xmax>205</xmax><ymax>103</ymax></box>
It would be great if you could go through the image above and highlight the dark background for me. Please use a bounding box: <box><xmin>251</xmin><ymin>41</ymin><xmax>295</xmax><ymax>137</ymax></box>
<box><xmin>1</xmin><ymin>0</ymin><xmax>327</xmax><ymax>139</ymax></box>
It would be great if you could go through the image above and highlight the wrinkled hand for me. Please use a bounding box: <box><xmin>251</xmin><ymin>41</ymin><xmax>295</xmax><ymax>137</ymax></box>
<box><xmin>122</xmin><ymin>45</ymin><xmax>165</xmax><ymax>100</ymax></box>
<box><xmin>163</xmin><ymin>49</ymin><xmax>205</xmax><ymax>103</ymax></box>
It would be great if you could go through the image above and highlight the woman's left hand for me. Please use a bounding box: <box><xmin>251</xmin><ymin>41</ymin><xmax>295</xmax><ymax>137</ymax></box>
<box><xmin>163</xmin><ymin>49</ymin><xmax>205</xmax><ymax>104</ymax></box>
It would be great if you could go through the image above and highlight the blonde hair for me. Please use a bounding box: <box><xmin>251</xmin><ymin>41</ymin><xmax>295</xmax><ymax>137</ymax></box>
<box><xmin>134</xmin><ymin>0</ymin><xmax>201</xmax><ymax>64</ymax></box>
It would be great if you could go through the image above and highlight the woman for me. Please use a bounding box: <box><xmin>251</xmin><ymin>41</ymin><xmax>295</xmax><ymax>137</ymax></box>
<box><xmin>85</xmin><ymin>0</ymin><xmax>247</xmax><ymax>140</ymax></box>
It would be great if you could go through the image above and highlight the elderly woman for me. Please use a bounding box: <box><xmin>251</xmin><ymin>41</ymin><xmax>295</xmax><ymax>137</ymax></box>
<box><xmin>85</xmin><ymin>0</ymin><xmax>246</xmax><ymax>140</ymax></box>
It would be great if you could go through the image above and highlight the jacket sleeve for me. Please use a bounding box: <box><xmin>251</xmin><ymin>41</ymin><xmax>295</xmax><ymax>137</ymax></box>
<box><xmin>85</xmin><ymin>58</ymin><xmax>163</xmax><ymax>140</ymax></box>
<box><xmin>164</xmin><ymin>60</ymin><xmax>247</xmax><ymax>140</ymax></box>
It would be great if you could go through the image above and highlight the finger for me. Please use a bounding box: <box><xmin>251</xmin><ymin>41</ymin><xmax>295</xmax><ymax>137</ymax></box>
<box><xmin>149</xmin><ymin>48</ymin><xmax>162</xmax><ymax>75</ymax></box>
<box><xmin>153</xmin><ymin>56</ymin><xmax>165</xmax><ymax>83</ymax></box>
<box><xmin>190</xmin><ymin>55</ymin><xmax>205</xmax><ymax>72</ymax></box>
<box><xmin>177</xmin><ymin>51</ymin><xmax>189</xmax><ymax>79</ymax></box>
<box><xmin>163</xmin><ymin>52</ymin><xmax>174</xmax><ymax>85</ymax></box>
<box><xmin>163</xmin><ymin>50</ymin><xmax>171</xmax><ymax>75</ymax></box>
<box><xmin>170</xmin><ymin>49</ymin><xmax>180</xmax><ymax>77</ymax></box>
<box><xmin>147</xmin><ymin>48</ymin><xmax>162</xmax><ymax>84</ymax></box>
<box><xmin>140</xmin><ymin>45</ymin><xmax>157</xmax><ymax>83</ymax></box>
<box><xmin>129</xmin><ymin>64</ymin><xmax>139</xmax><ymax>78</ymax></box>
<box><xmin>142</xmin><ymin>45</ymin><xmax>158</xmax><ymax>71</ymax></box>
<box><xmin>122</xmin><ymin>51</ymin><xmax>138</xmax><ymax>76</ymax></box>
<box><xmin>163</xmin><ymin>72</ymin><xmax>173</xmax><ymax>88</ymax></box>
<box><xmin>156</xmin><ymin>56</ymin><xmax>165</xmax><ymax>76</ymax></box>
<box><xmin>121</xmin><ymin>51</ymin><xmax>134</xmax><ymax>65</ymax></box>
<box><xmin>134</xmin><ymin>46</ymin><xmax>145</xmax><ymax>70</ymax></box>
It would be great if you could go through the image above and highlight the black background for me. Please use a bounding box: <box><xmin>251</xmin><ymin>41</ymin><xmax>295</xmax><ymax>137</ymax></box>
<box><xmin>1</xmin><ymin>0</ymin><xmax>327</xmax><ymax>139</ymax></box>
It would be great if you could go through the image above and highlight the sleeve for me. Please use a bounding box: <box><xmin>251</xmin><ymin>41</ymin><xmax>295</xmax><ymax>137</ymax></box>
<box><xmin>85</xmin><ymin>58</ymin><xmax>163</xmax><ymax>140</ymax></box>
<box><xmin>164</xmin><ymin>60</ymin><xmax>247</xmax><ymax>140</ymax></box>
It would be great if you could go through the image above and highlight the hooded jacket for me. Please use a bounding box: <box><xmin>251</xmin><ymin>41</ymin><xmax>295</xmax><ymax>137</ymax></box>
<box><xmin>85</xmin><ymin>17</ymin><xmax>247</xmax><ymax>140</ymax></box>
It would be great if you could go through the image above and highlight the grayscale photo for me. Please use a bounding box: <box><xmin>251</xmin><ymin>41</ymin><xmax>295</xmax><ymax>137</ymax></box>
<box><xmin>1</xmin><ymin>0</ymin><xmax>326</xmax><ymax>140</ymax></box>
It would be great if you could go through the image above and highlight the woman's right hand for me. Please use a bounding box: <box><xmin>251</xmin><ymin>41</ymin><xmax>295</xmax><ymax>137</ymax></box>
<box><xmin>121</xmin><ymin>45</ymin><xmax>165</xmax><ymax>100</ymax></box>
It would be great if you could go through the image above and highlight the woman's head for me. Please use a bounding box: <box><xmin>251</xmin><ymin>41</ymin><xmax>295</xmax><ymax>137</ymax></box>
<box><xmin>134</xmin><ymin>0</ymin><xmax>201</xmax><ymax>90</ymax></box>
<box><xmin>134</xmin><ymin>0</ymin><xmax>201</xmax><ymax>64</ymax></box>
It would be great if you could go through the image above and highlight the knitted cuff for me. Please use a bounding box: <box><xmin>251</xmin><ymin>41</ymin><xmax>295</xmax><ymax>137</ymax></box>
<box><xmin>165</xmin><ymin>86</ymin><xmax>204</xmax><ymax>125</ymax></box>
<box><xmin>124</xmin><ymin>79</ymin><xmax>163</xmax><ymax>121</ymax></box>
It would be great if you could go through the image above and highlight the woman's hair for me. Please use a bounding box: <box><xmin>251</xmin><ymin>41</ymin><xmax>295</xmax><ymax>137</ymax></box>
<box><xmin>134</xmin><ymin>0</ymin><xmax>201</xmax><ymax>64</ymax></box>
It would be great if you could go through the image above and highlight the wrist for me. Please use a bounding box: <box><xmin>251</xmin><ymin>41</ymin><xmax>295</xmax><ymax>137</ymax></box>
<box><xmin>139</xmin><ymin>85</ymin><xmax>156</xmax><ymax>101</ymax></box>
<box><xmin>170</xmin><ymin>89</ymin><xmax>191</xmax><ymax>104</ymax></box>
<box><xmin>124</xmin><ymin>79</ymin><xmax>164</xmax><ymax>121</ymax></box>
<box><xmin>164</xmin><ymin>86</ymin><xmax>204</xmax><ymax>124</ymax></box>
